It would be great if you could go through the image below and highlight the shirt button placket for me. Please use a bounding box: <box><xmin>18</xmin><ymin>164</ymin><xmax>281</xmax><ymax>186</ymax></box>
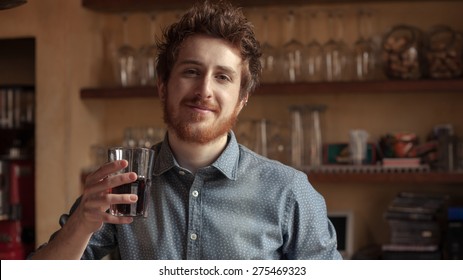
<box><xmin>186</xmin><ymin>175</ymin><xmax>203</xmax><ymax>259</ymax></box>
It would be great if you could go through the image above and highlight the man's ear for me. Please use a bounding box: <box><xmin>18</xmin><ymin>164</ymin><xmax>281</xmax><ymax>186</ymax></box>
<box><xmin>157</xmin><ymin>78</ymin><xmax>166</xmax><ymax>101</ymax></box>
<box><xmin>238</xmin><ymin>94</ymin><xmax>249</xmax><ymax>111</ymax></box>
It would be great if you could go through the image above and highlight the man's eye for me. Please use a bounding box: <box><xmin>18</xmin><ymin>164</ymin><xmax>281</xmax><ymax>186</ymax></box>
<box><xmin>183</xmin><ymin>69</ymin><xmax>199</xmax><ymax>76</ymax></box>
<box><xmin>217</xmin><ymin>74</ymin><xmax>231</xmax><ymax>82</ymax></box>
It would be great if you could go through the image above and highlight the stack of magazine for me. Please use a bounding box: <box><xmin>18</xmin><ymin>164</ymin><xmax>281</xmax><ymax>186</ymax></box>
<box><xmin>382</xmin><ymin>192</ymin><xmax>448</xmax><ymax>259</ymax></box>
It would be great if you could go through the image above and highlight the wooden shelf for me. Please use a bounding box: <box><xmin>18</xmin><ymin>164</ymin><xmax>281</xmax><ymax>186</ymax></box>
<box><xmin>307</xmin><ymin>171</ymin><xmax>463</xmax><ymax>184</ymax></box>
<box><xmin>256</xmin><ymin>79</ymin><xmax>463</xmax><ymax>95</ymax></box>
<box><xmin>81</xmin><ymin>0</ymin><xmax>460</xmax><ymax>13</ymax></box>
<box><xmin>80</xmin><ymin>79</ymin><xmax>463</xmax><ymax>99</ymax></box>
<box><xmin>80</xmin><ymin>86</ymin><xmax>157</xmax><ymax>99</ymax></box>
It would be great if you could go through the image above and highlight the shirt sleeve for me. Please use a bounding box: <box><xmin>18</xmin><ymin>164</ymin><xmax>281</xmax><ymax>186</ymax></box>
<box><xmin>28</xmin><ymin>196</ymin><xmax>118</xmax><ymax>260</ymax></box>
<box><xmin>282</xmin><ymin>171</ymin><xmax>343</xmax><ymax>260</ymax></box>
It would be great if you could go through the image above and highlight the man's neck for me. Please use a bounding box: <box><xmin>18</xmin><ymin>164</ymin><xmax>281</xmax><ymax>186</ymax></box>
<box><xmin>167</xmin><ymin>131</ymin><xmax>229</xmax><ymax>174</ymax></box>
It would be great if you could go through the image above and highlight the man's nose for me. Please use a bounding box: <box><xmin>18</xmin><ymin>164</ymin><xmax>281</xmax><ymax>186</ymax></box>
<box><xmin>195</xmin><ymin>75</ymin><xmax>213</xmax><ymax>99</ymax></box>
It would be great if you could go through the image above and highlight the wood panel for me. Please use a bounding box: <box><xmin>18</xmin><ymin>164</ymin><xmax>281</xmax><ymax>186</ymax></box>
<box><xmin>81</xmin><ymin>0</ymin><xmax>457</xmax><ymax>13</ymax></box>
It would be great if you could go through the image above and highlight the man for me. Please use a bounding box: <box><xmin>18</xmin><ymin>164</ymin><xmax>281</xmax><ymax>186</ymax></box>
<box><xmin>31</xmin><ymin>0</ymin><xmax>341</xmax><ymax>260</ymax></box>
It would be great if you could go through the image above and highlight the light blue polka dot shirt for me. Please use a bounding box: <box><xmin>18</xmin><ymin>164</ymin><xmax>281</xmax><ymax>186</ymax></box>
<box><xmin>66</xmin><ymin>131</ymin><xmax>341</xmax><ymax>260</ymax></box>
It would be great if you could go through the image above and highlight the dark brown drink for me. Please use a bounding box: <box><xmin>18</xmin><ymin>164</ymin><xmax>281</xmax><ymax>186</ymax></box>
<box><xmin>110</xmin><ymin>178</ymin><xmax>150</xmax><ymax>216</ymax></box>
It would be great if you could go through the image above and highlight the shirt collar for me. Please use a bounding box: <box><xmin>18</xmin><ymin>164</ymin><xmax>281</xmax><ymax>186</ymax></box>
<box><xmin>153</xmin><ymin>131</ymin><xmax>239</xmax><ymax>180</ymax></box>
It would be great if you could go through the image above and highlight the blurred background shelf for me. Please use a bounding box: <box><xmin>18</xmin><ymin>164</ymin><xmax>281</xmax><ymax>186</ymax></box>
<box><xmin>80</xmin><ymin>79</ymin><xmax>463</xmax><ymax>99</ymax></box>
<box><xmin>307</xmin><ymin>170</ymin><xmax>463</xmax><ymax>184</ymax></box>
<box><xmin>80</xmin><ymin>86</ymin><xmax>157</xmax><ymax>99</ymax></box>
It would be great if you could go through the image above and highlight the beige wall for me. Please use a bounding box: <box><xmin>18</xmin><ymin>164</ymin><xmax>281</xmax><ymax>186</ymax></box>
<box><xmin>0</xmin><ymin>0</ymin><xmax>104</xmax><ymax>244</ymax></box>
<box><xmin>1</xmin><ymin>0</ymin><xmax>463</xmax><ymax>256</ymax></box>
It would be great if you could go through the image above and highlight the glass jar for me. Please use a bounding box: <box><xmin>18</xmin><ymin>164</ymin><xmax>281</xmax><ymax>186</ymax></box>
<box><xmin>382</xmin><ymin>25</ymin><xmax>424</xmax><ymax>79</ymax></box>
<box><xmin>425</xmin><ymin>25</ymin><xmax>463</xmax><ymax>79</ymax></box>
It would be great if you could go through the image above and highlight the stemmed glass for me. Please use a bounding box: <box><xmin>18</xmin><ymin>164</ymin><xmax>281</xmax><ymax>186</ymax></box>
<box><xmin>322</xmin><ymin>10</ymin><xmax>350</xmax><ymax>82</ymax></box>
<box><xmin>335</xmin><ymin>10</ymin><xmax>352</xmax><ymax>81</ymax></box>
<box><xmin>116</xmin><ymin>14</ymin><xmax>138</xmax><ymax>87</ymax></box>
<box><xmin>138</xmin><ymin>13</ymin><xmax>158</xmax><ymax>86</ymax></box>
<box><xmin>353</xmin><ymin>9</ymin><xmax>376</xmax><ymax>81</ymax></box>
<box><xmin>260</xmin><ymin>11</ymin><xmax>281</xmax><ymax>83</ymax></box>
<box><xmin>282</xmin><ymin>10</ymin><xmax>305</xmax><ymax>83</ymax></box>
<box><xmin>303</xmin><ymin>10</ymin><xmax>323</xmax><ymax>82</ymax></box>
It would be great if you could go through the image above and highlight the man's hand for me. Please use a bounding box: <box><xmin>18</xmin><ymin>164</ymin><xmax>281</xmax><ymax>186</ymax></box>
<box><xmin>75</xmin><ymin>160</ymin><xmax>138</xmax><ymax>234</ymax></box>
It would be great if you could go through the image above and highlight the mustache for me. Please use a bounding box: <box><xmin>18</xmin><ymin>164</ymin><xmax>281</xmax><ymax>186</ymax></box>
<box><xmin>182</xmin><ymin>97</ymin><xmax>219</xmax><ymax>112</ymax></box>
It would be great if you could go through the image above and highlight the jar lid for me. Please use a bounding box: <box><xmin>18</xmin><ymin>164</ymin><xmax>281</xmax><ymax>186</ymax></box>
<box><xmin>383</xmin><ymin>25</ymin><xmax>421</xmax><ymax>53</ymax></box>
<box><xmin>427</xmin><ymin>25</ymin><xmax>457</xmax><ymax>51</ymax></box>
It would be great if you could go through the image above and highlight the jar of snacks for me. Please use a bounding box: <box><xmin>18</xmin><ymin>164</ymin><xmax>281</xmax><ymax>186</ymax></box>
<box><xmin>382</xmin><ymin>25</ymin><xmax>424</xmax><ymax>79</ymax></box>
<box><xmin>425</xmin><ymin>25</ymin><xmax>463</xmax><ymax>79</ymax></box>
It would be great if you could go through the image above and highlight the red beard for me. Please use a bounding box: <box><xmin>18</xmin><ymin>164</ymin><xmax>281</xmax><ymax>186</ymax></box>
<box><xmin>163</xmin><ymin>94</ymin><xmax>240</xmax><ymax>144</ymax></box>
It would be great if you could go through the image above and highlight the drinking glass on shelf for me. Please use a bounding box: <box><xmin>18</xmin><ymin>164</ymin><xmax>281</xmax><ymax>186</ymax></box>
<box><xmin>254</xmin><ymin>119</ymin><xmax>268</xmax><ymax>157</ymax></box>
<box><xmin>353</xmin><ymin>9</ymin><xmax>376</xmax><ymax>81</ymax></box>
<box><xmin>123</xmin><ymin>126</ymin><xmax>166</xmax><ymax>148</ymax></box>
<box><xmin>290</xmin><ymin>105</ymin><xmax>304</xmax><ymax>167</ymax></box>
<box><xmin>335</xmin><ymin>10</ymin><xmax>353</xmax><ymax>81</ymax></box>
<box><xmin>267</xmin><ymin>120</ymin><xmax>291</xmax><ymax>165</ymax></box>
<box><xmin>282</xmin><ymin>10</ymin><xmax>305</xmax><ymax>83</ymax></box>
<box><xmin>303</xmin><ymin>105</ymin><xmax>326</xmax><ymax>169</ymax></box>
<box><xmin>289</xmin><ymin>104</ymin><xmax>326</xmax><ymax>169</ymax></box>
<box><xmin>235</xmin><ymin>119</ymin><xmax>265</xmax><ymax>156</ymax></box>
<box><xmin>235</xmin><ymin>118</ymin><xmax>290</xmax><ymax>164</ymax></box>
<box><xmin>260</xmin><ymin>11</ymin><xmax>281</xmax><ymax>83</ymax></box>
<box><xmin>322</xmin><ymin>10</ymin><xmax>350</xmax><ymax>82</ymax></box>
<box><xmin>138</xmin><ymin>13</ymin><xmax>158</xmax><ymax>86</ymax></box>
<box><xmin>303</xmin><ymin>10</ymin><xmax>323</xmax><ymax>82</ymax></box>
<box><xmin>116</xmin><ymin>14</ymin><xmax>138</xmax><ymax>87</ymax></box>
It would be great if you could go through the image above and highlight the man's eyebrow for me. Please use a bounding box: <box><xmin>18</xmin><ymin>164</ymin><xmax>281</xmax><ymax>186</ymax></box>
<box><xmin>177</xmin><ymin>59</ymin><xmax>202</xmax><ymax>66</ymax></box>
<box><xmin>178</xmin><ymin>59</ymin><xmax>238</xmax><ymax>76</ymax></box>
<box><xmin>216</xmin><ymin>65</ymin><xmax>238</xmax><ymax>77</ymax></box>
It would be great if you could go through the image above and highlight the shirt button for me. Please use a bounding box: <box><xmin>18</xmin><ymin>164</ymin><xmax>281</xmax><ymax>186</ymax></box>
<box><xmin>192</xmin><ymin>190</ymin><xmax>199</xmax><ymax>197</ymax></box>
<box><xmin>190</xmin><ymin>233</ymin><xmax>198</xmax><ymax>240</ymax></box>
<box><xmin>179</xmin><ymin>170</ymin><xmax>185</xmax><ymax>175</ymax></box>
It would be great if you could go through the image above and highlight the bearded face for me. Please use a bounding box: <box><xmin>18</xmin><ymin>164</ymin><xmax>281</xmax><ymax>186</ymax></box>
<box><xmin>162</xmin><ymin>90</ymin><xmax>242</xmax><ymax>144</ymax></box>
<box><xmin>158</xmin><ymin>35</ymin><xmax>247</xmax><ymax>145</ymax></box>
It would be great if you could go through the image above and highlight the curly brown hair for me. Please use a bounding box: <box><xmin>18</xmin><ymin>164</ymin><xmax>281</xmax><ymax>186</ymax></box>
<box><xmin>156</xmin><ymin>0</ymin><xmax>262</xmax><ymax>100</ymax></box>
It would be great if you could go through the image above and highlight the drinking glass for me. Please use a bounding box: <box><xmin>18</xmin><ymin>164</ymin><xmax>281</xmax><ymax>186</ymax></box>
<box><xmin>267</xmin><ymin>120</ymin><xmax>291</xmax><ymax>165</ymax></box>
<box><xmin>304</xmin><ymin>105</ymin><xmax>326</xmax><ymax>169</ymax></box>
<box><xmin>108</xmin><ymin>147</ymin><xmax>154</xmax><ymax>217</ymax></box>
<box><xmin>353</xmin><ymin>9</ymin><xmax>376</xmax><ymax>81</ymax></box>
<box><xmin>116</xmin><ymin>14</ymin><xmax>138</xmax><ymax>87</ymax></box>
<box><xmin>303</xmin><ymin>10</ymin><xmax>323</xmax><ymax>82</ymax></box>
<box><xmin>235</xmin><ymin>119</ymin><xmax>256</xmax><ymax>151</ymax></box>
<box><xmin>235</xmin><ymin>119</ymin><xmax>267</xmax><ymax>156</ymax></box>
<box><xmin>322</xmin><ymin>10</ymin><xmax>350</xmax><ymax>81</ymax></box>
<box><xmin>254</xmin><ymin>119</ymin><xmax>268</xmax><ymax>157</ymax></box>
<box><xmin>290</xmin><ymin>105</ymin><xmax>304</xmax><ymax>167</ymax></box>
<box><xmin>260</xmin><ymin>11</ymin><xmax>281</xmax><ymax>83</ymax></box>
<box><xmin>290</xmin><ymin>105</ymin><xmax>326</xmax><ymax>169</ymax></box>
<box><xmin>235</xmin><ymin>119</ymin><xmax>290</xmax><ymax>164</ymax></box>
<box><xmin>123</xmin><ymin>126</ymin><xmax>166</xmax><ymax>148</ymax></box>
<box><xmin>282</xmin><ymin>10</ymin><xmax>305</xmax><ymax>83</ymax></box>
<box><xmin>138</xmin><ymin>13</ymin><xmax>158</xmax><ymax>86</ymax></box>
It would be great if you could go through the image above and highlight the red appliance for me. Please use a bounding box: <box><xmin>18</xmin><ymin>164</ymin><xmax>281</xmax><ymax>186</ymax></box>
<box><xmin>0</xmin><ymin>158</ymin><xmax>35</xmax><ymax>259</ymax></box>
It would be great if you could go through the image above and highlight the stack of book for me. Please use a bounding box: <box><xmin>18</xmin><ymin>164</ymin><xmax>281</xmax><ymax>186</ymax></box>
<box><xmin>382</xmin><ymin>157</ymin><xmax>422</xmax><ymax>168</ymax></box>
<box><xmin>382</xmin><ymin>192</ymin><xmax>448</xmax><ymax>259</ymax></box>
